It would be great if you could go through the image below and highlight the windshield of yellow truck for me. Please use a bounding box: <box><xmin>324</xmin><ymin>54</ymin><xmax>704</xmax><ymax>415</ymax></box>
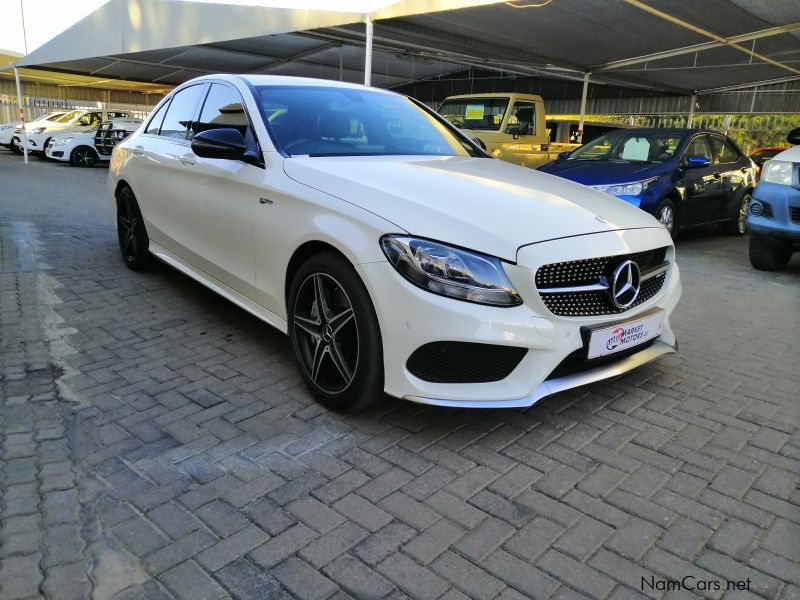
<box><xmin>438</xmin><ymin>97</ymin><xmax>509</xmax><ymax>131</ymax></box>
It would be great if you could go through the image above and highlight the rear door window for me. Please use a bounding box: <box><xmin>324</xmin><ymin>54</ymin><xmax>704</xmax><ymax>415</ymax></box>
<box><xmin>159</xmin><ymin>84</ymin><xmax>207</xmax><ymax>140</ymax></box>
<box><xmin>144</xmin><ymin>101</ymin><xmax>169</xmax><ymax>135</ymax></box>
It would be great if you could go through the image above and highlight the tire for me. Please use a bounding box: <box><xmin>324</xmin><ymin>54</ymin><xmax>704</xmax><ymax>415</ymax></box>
<box><xmin>9</xmin><ymin>143</ymin><xmax>22</xmax><ymax>155</ymax></box>
<box><xmin>70</xmin><ymin>146</ymin><xmax>98</xmax><ymax>167</ymax></box>
<box><xmin>37</xmin><ymin>139</ymin><xmax>53</xmax><ymax>159</ymax></box>
<box><xmin>749</xmin><ymin>235</ymin><xmax>792</xmax><ymax>271</ymax></box>
<box><xmin>655</xmin><ymin>198</ymin><xmax>679</xmax><ymax>240</ymax></box>
<box><xmin>116</xmin><ymin>186</ymin><xmax>157</xmax><ymax>270</ymax></box>
<box><xmin>723</xmin><ymin>192</ymin><xmax>750</xmax><ymax>235</ymax></box>
<box><xmin>288</xmin><ymin>252</ymin><xmax>383</xmax><ymax>411</ymax></box>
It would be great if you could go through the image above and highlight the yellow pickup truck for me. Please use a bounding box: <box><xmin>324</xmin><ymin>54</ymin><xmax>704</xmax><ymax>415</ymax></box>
<box><xmin>437</xmin><ymin>93</ymin><xmax>570</xmax><ymax>169</ymax></box>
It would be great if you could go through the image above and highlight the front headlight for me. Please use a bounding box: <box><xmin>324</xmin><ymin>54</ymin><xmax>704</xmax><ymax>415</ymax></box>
<box><xmin>32</xmin><ymin>127</ymin><xmax>47</xmax><ymax>134</ymax></box>
<box><xmin>52</xmin><ymin>137</ymin><xmax>74</xmax><ymax>145</ymax></box>
<box><xmin>381</xmin><ymin>235</ymin><xmax>521</xmax><ymax>306</ymax></box>
<box><xmin>591</xmin><ymin>177</ymin><xmax>657</xmax><ymax>196</ymax></box>
<box><xmin>761</xmin><ymin>160</ymin><xmax>794</xmax><ymax>186</ymax></box>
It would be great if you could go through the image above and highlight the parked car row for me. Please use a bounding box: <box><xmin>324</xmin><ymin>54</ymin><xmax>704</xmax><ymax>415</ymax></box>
<box><xmin>0</xmin><ymin>109</ymin><xmax>144</xmax><ymax>167</ymax></box>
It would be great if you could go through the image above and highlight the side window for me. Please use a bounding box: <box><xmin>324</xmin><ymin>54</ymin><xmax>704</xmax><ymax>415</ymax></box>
<box><xmin>684</xmin><ymin>136</ymin><xmax>712</xmax><ymax>163</ymax></box>
<box><xmin>159</xmin><ymin>85</ymin><xmax>207</xmax><ymax>140</ymax></box>
<box><xmin>144</xmin><ymin>101</ymin><xmax>169</xmax><ymax>135</ymax></box>
<box><xmin>710</xmin><ymin>137</ymin><xmax>740</xmax><ymax>164</ymax></box>
<box><xmin>78</xmin><ymin>112</ymin><xmax>102</xmax><ymax>126</ymax></box>
<box><xmin>196</xmin><ymin>84</ymin><xmax>251</xmax><ymax>137</ymax></box>
<box><xmin>108</xmin><ymin>111</ymin><xmax>129</xmax><ymax>119</ymax></box>
<box><xmin>505</xmin><ymin>101</ymin><xmax>536</xmax><ymax>135</ymax></box>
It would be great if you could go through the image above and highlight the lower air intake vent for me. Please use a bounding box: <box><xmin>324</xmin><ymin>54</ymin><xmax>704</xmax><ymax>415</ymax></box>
<box><xmin>407</xmin><ymin>342</ymin><xmax>527</xmax><ymax>383</ymax></box>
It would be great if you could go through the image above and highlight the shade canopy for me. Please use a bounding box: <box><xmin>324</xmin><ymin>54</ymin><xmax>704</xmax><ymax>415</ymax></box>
<box><xmin>10</xmin><ymin>0</ymin><xmax>800</xmax><ymax>94</ymax></box>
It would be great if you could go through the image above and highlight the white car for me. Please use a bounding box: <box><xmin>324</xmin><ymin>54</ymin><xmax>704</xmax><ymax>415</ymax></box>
<box><xmin>109</xmin><ymin>75</ymin><xmax>681</xmax><ymax>410</ymax></box>
<box><xmin>1</xmin><ymin>111</ymin><xmax>67</xmax><ymax>153</ymax></box>
<box><xmin>14</xmin><ymin>108</ymin><xmax>131</xmax><ymax>154</ymax></box>
<box><xmin>46</xmin><ymin>118</ymin><xmax>143</xmax><ymax>166</ymax></box>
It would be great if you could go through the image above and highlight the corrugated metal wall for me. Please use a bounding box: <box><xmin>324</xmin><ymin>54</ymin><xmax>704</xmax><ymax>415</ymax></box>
<box><xmin>0</xmin><ymin>80</ymin><xmax>163</xmax><ymax>123</ymax></box>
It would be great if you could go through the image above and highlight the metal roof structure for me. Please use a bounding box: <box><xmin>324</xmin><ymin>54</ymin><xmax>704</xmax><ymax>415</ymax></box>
<box><xmin>7</xmin><ymin>0</ymin><xmax>800</xmax><ymax>94</ymax></box>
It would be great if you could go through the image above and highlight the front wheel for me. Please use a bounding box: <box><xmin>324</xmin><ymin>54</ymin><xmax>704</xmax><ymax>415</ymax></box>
<box><xmin>288</xmin><ymin>252</ymin><xmax>383</xmax><ymax>411</ymax></box>
<box><xmin>749</xmin><ymin>235</ymin><xmax>792</xmax><ymax>271</ymax></box>
<box><xmin>655</xmin><ymin>198</ymin><xmax>679</xmax><ymax>240</ymax></box>
<box><xmin>70</xmin><ymin>146</ymin><xmax>98</xmax><ymax>167</ymax></box>
<box><xmin>723</xmin><ymin>193</ymin><xmax>750</xmax><ymax>235</ymax></box>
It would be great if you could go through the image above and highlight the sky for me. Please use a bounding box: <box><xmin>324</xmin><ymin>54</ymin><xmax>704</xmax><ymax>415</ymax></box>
<box><xmin>0</xmin><ymin>0</ymin><xmax>397</xmax><ymax>55</ymax></box>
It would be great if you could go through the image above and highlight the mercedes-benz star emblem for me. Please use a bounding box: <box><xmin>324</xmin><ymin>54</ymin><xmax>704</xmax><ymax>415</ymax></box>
<box><xmin>610</xmin><ymin>260</ymin><xmax>641</xmax><ymax>309</ymax></box>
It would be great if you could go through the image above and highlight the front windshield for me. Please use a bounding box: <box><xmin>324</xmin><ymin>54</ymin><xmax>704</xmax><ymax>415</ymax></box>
<box><xmin>570</xmin><ymin>132</ymin><xmax>685</xmax><ymax>163</ymax></box>
<box><xmin>44</xmin><ymin>112</ymin><xmax>67</xmax><ymax>121</ymax></box>
<box><xmin>54</xmin><ymin>111</ymin><xmax>82</xmax><ymax>123</ymax></box>
<box><xmin>256</xmin><ymin>86</ymin><xmax>476</xmax><ymax>158</ymax></box>
<box><xmin>438</xmin><ymin>97</ymin><xmax>509</xmax><ymax>131</ymax></box>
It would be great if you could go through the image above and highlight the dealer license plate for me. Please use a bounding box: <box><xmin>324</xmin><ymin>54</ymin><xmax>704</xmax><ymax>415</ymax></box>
<box><xmin>587</xmin><ymin>310</ymin><xmax>665</xmax><ymax>359</ymax></box>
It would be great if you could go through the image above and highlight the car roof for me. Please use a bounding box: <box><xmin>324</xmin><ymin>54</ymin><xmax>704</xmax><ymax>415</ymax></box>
<box><xmin>187</xmin><ymin>73</ymin><xmax>393</xmax><ymax>95</ymax></box>
<box><xmin>604</xmin><ymin>127</ymin><xmax>720</xmax><ymax>136</ymax></box>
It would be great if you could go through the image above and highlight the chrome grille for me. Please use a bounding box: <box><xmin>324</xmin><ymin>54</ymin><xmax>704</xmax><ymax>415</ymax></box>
<box><xmin>536</xmin><ymin>247</ymin><xmax>668</xmax><ymax>317</ymax></box>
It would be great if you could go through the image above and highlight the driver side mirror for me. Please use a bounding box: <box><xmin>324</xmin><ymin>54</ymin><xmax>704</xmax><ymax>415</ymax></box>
<box><xmin>471</xmin><ymin>137</ymin><xmax>486</xmax><ymax>151</ymax></box>
<box><xmin>685</xmin><ymin>155</ymin><xmax>711</xmax><ymax>168</ymax></box>
<box><xmin>192</xmin><ymin>128</ymin><xmax>247</xmax><ymax>161</ymax></box>
<box><xmin>788</xmin><ymin>127</ymin><xmax>800</xmax><ymax>145</ymax></box>
<box><xmin>506</xmin><ymin>122</ymin><xmax>531</xmax><ymax>139</ymax></box>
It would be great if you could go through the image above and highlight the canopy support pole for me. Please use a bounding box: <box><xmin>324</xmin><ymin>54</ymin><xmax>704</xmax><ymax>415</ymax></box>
<box><xmin>577</xmin><ymin>72</ymin><xmax>590</xmax><ymax>144</ymax></box>
<box><xmin>14</xmin><ymin>67</ymin><xmax>29</xmax><ymax>164</ymax></box>
<box><xmin>364</xmin><ymin>14</ymin><xmax>373</xmax><ymax>86</ymax></box>
<box><xmin>687</xmin><ymin>94</ymin><xmax>696</xmax><ymax>127</ymax></box>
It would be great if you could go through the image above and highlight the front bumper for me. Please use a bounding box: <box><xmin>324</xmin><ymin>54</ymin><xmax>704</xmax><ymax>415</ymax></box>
<box><xmin>748</xmin><ymin>181</ymin><xmax>800</xmax><ymax>242</ymax></box>
<box><xmin>359</xmin><ymin>227</ymin><xmax>681</xmax><ymax>408</ymax></box>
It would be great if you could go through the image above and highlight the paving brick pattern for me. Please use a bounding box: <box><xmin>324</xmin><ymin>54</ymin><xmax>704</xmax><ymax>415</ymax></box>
<box><xmin>1</xmin><ymin>153</ymin><xmax>798</xmax><ymax>599</ymax></box>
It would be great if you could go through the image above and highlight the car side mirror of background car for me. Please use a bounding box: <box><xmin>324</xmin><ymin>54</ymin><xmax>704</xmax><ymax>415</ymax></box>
<box><xmin>685</xmin><ymin>155</ymin><xmax>711</xmax><ymax>168</ymax></box>
<box><xmin>787</xmin><ymin>127</ymin><xmax>800</xmax><ymax>145</ymax></box>
<box><xmin>557</xmin><ymin>151</ymin><xmax>571</xmax><ymax>160</ymax></box>
<box><xmin>192</xmin><ymin>128</ymin><xmax>247</xmax><ymax>161</ymax></box>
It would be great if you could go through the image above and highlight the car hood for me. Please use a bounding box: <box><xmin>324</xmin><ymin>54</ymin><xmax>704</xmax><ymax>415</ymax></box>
<box><xmin>283</xmin><ymin>155</ymin><xmax>662</xmax><ymax>261</ymax></box>
<box><xmin>539</xmin><ymin>159</ymin><xmax>667</xmax><ymax>185</ymax></box>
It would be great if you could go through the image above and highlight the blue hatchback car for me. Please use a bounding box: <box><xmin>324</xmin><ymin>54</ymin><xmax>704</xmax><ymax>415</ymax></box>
<box><xmin>538</xmin><ymin>128</ymin><xmax>756</xmax><ymax>239</ymax></box>
<box><xmin>747</xmin><ymin>128</ymin><xmax>800</xmax><ymax>271</ymax></box>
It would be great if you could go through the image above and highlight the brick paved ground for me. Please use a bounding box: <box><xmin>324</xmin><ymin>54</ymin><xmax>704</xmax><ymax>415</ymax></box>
<box><xmin>0</xmin><ymin>151</ymin><xmax>798</xmax><ymax>600</ymax></box>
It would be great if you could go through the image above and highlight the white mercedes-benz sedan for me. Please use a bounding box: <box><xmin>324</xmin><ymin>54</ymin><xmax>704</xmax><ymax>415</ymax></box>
<box><xmin>109</xmin><ymin>74</ymin><xmax>681</xmax><ymax>410</ymax></box>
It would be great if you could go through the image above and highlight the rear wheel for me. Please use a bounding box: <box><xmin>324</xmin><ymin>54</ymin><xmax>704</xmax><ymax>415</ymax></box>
<box><xmin>749</xmin><ymin>235</ymin><xmax>792</xmax><ymax>271</ymax></box>
<box><xmin>723</xmin><ymin>192</ymin><xmax>750</xmax><ymax>235</ymax></box>
<box><xmin>70</xmin><ymin>146</ymin><xmax>98</xmax><ymax>167</ymax></box>
<box><xmin>116</xmin><ymin>186</ymin><xmax>156</xmax><ymax>270</ymax></box>
<box><xmin>655</xmin><ymin>198</ymin><xmax>679</xmax><ymax>239</ymax></box>
<box><xmin>288</xmin><ymin>252</ymin><xmax>383</xmax><ymax>411</ymax></box>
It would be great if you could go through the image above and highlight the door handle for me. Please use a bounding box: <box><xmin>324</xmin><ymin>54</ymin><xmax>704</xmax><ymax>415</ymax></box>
<box><xmin>132</xmin><ymin>145</ymin><xmax>144</xmax><ymax>156</ymax></box>
<box><xmin>179</xmin><ymin>154</ymin><xmax>196</xmax><ymax>166</ymax></box>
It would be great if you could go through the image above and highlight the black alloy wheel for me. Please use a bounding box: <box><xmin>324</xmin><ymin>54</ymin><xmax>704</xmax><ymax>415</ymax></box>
<box><xmin>71</xmin><ymin>146</ymin><xmax>98</xmax><ymax>167</ymax></box>
<box><xmin>289</xmin><ymin>253</ymin><xmax>383</xmax><ymax>410</ymax></box>
<box><xmin>116</xmin><ymin>187</ymin><xmax>155</xmax><ymax>270</ymax></box>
